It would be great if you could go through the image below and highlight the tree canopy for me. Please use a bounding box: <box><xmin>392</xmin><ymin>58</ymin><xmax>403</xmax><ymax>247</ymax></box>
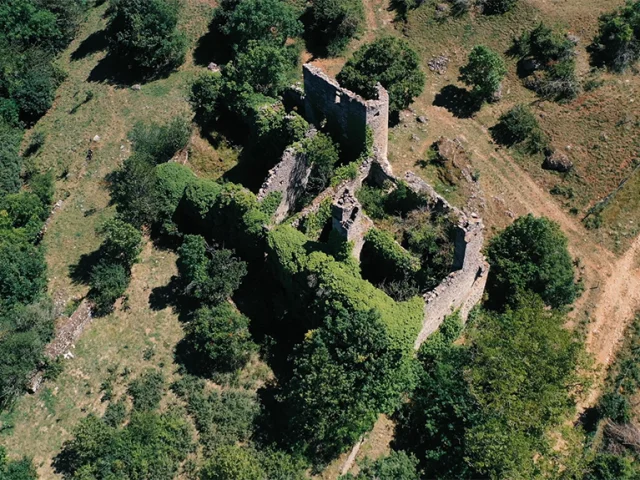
<box><xmin>309</xmin><ymin>0</ymin><xmax>365</xmax><ymax>56</ymax></box>
<box><xmin>485</xmin><ymin>214</ymin><xmax>578</xmax><ymax>309</ymax></box>
<box><xmin>460</xmin><ymin>45</ymin><xmax>507</xmax><ymax>101</ymax></box>
<box><xmin>106</xmin><ymin>0</ymin><xmax>187</xmax><ymax>78</ymax></box>
<box><xmin>337</xmin><ymin>37</ymin><xmax>425</xmax><ymax>112</ymax></box>
<box><xmin>593</xmin><ymin>0</ymin><xmax>640</xmax><ymax>72</ymax></box>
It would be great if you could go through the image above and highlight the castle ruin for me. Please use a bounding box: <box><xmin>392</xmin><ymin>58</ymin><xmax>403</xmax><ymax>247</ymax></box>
<box><xmin>261</xmin><ymin>63</ymin><xmax>488</xmax><ymax>347</ymax></box>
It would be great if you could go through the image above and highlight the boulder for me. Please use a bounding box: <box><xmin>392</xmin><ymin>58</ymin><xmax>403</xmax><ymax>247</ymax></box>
<box><xmin>543</xmin><ymin>151</ymin><xmax>573</xmax><ymax>172</ymax></box>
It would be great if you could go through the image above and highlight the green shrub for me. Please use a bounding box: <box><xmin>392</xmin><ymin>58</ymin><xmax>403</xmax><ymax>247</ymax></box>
<box><xmin>341</xmin><ymin>451</ymin><xmax>421</xmax><ymax>479</ymax></box>
<box><xmin>97</xmin><ymin>218</ymin><xmax>143</xmax><ymax>269</ymax></box>
<box><xmin>103</xmin><ymin>398</ymin><xmax>128</xmax><ymax>427</ymax></box>
<box><xmin>298</xmin><ymin>197</ymin><xmax>332</xmax><ymax>240</ymax></box>
<box><xmin>106</xmin><ymin>0</ymin><xmax>187</xmax><ymax>77</ymax></box>
<box><xmin>184</xmin><ymin>304</ymin><xmax>256</xmax><ymax>374</ymax></box>
<box><xmin>110</xmin><ymin>153</ymin><xmax>160</xmax><ymax>228</ymax></box>
<box><xmin>216</xmin><ymin>0</ymin><xmax>303</xmax><ymax>50</ymax></box>
<box><xmin>177</xmin><ymin>235</ymin><xmax>248</xmax><ymax>304</ymax></box>
<box><xmin>259</xmin><ymin>191</ymin><xmax>282</xmax><ymax>220</ymax></box>
<box><xmin>0</xmin><ymin>192</ymin><xmax>46</xmax><ymax>241</ymax></box>
<box><xmin>0</xmin><ymin>241</ymin><xmax>47</xmax><ymax>312</ymax></box>
<box><xmin>585</xmin><ymin>454</ymin><xmax>638</xmax><ymax>480</ymax></box>
<box><xmin>485</xmin><ymin>214</ymin><xmax>577</xmax><ymax>309</ymax></box>
<box><xmin>481</xmin><ymin>0</ymin><xmax>518</xmax><ymax>15</ymax></box>
<box><xmin>356</xmin><ymin>184</ymin><xmax>387</xmax><ymax>220</ymax></box>
<box><xmin>128</xmin><ymin>117</ymin><xmax>191</xmax><ymax>164</ymax></box>
<box><xmin>592</xmin><ymin>1</ymin><xmax>640</xmax><ymax>72</ymax></box>
<box><xmin>200</xmin><ymin>445</ymin><xmax>265</xmax><ymax>480</ymax></box>
<box><xmin>127</xmin><ymin>370</ymin><xmax>165</xmax><ymax>411</ymax></box>
<box><xmin>226</xmin><ymin>41</ymin><xmax>298</xmax><ymax>97</ymax></box>
<box><xmin>56</xmin><ymin>409</ymin><xmax>194</xmax><ymax>480</ymax></box>
<box><xmin>28</xmin><ymin>170</ymin><xmax>55</xmax><ymax>207</ymax></box>
<box><xmin>0</xmin><ymin>445</ymin><xmax>37</xmax><ymax>480</ymax></box>
<box><xmin>89</xmin><ymin>261</ymin><xmax>130</xmax><ymax>315</ymax></box>
<box><xmin>153</xmin><ymin>162</ymin><xmax>196</xmax><ymax>233</ymax></box>
<box><xmin>299</xmin><ymin>133</ymin><xmax>340</xmax><ymax>205</ymax></box>
<box><xmin>190</xmin><ymin>72</ymin><xmax>222</xmax><ymax>124</ymax></box>
<box><xmin>514</xmin><ymin>23</ymin><xmax>575</xmax><ymax>66</ymax></box>
<box><xmin>385</xmin><ymin>181</ymin><xmax>427</xmax><ymax>217</ymax></box>
<box><xmin>309</xmin><ymin>0</ymin><xmax>365</xmax><ymax>56</ymax></box>
<box><xmin>280</xmin><ymin>307</ymin><xmax>409</xmax><ymax>463</ymax></box>
<box><xmin>361</xmin><ymin>228</ymin><xmax>421</xmax><ymax>288</ymax></box>
<box><xmin>460</xmin><ymin>45</ymin><xmax>507</xmax><ymax>101</ymax></box>
<box><xmin>0</xmin><ymin>123</ymin><xmax>23</xmax><ymax>196</ymax></box>
<box><xmin>493</xmin><ymin>104</ymin><xmax>548</xmax><ymax>152</ymax></box>
<box><xmin>337</xmin><ymin>37</ymin><xmax>425</xmax><ymax>112</ymax></box>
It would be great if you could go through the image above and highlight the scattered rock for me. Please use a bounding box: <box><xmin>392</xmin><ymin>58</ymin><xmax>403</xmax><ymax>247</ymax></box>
<box><xmin>566</xmin><ymin>34</ymin><xmax>580</xmax><ymax>45</ymax></box>
<box><xmin>131</xmin><ymin>84</ymin><xmax>141</xmax><ymax>91</ymax></box>
<box><xmin>411</xmin><ymin>134</ymin><xmax>420</xmax><ymax>142</ymax></box>
<box><xmin>543</xmin><ymin>151</ymin><xmax>573</xmax><ymax>172</ymax></box>
<box><xmin>428</xmin><ymin>55</ymin><xmax>450</xmax><ymax>75</ymax></box>
<box><xmin>92</xmin><ymin>135</ymin><xmax>100</xmax><ymax>143</ymax></box>
<box><xmin>490</xmin><ymin>83</ymin><xmax>503</xmax><ymax>103</ymax></box>
<box><xmin>207</xmin><ymin>62</ymin><xmax>221</xmax><ymax>73</ymax></box>
<box><xmin>417</xmin><ymin>115</ymin><xmax>428</xmax><ymax>124</ymax></box>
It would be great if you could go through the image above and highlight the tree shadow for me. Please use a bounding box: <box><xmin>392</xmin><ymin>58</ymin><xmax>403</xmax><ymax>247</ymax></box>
<box><xmin>86</xmin><ymin>53</ymin><xmax>177</xmax><ymax>86</ymax></box>
<box><xmin>71</xmin><ymin>30</ymin><xmax>108</xmax><ymax>61</ymax></box>
<box><xmin>69</xmin><ymin>249</ymin><xmax>103</xmax><ymax>285</ymax></box>
<box><xmin>192</xmin><ymin>18</ymin><xmax>234</xmax><ymax>67</ymax></box>
<box><xmin>489</xmin><ymin>122</ymin><xmax>517</xmax><ymax>147</ymax></box>
<box><xmin>433</xmin><ymin>85</ymin><xmax>482</xmax><ymax>119</ymax></box>
<box><xmin>148</xmin><ymin>276</ymin><xmax>195</xmax><ymax>323</ymax></box>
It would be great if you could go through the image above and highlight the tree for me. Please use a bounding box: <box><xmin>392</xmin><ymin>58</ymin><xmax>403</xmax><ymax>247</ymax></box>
<box><xmin>217</xmin><ymin>0</ymin><xmax>303</xmax><ymax>50</ymax></box>
<box><xmin>127</xmin><ymin>370</ymin><xmax>165</xmax><ymax>411</ymax></box>
<box><xmin>0</xmin><ymin>123</ymin><xmax>23</xmax><ymax>196</ymax></box>
<box><xmin>592</xmin><ymin>1</ymin><xmax>640</xmax><ymax>72</ymax></box>
<box><xmin>0</xmin><ymin>241</ymin><xmax>47</xmax><ymax>312</ymax></box>
<box><xmin>184</xmin><ymin>304</ymin><xmax>257</xmax><ymax>374</ymax></box>
<box><xmin>0</xmin><ymin>446</ymin><xmax>37</xmax><ymax>480</ymax></box>
<box><xmin>460</xmin><ymin>45</ymin><xmax>507</xmax><ymax>101</ymax></box>
<box><xmin>200</xmin><ymin>445</ymin><xmax>265</xmax><ymax>480</ymax></box>
<box><xmin>177</xmin><ymin>235</ymin><xmax>247</xmax><ymax>304</ymax></box>
<box><xmin>309</xmin><ymin>0</ymin><xmax>365</xmax><ymax>56</ymax></box>
<box><xmin>153</xmin><ymin>161</ymin><xmax>196</xmax><ymax>233</ymax></box>
<box><xmin>0</xmin><ymin>192</ymin><xmax>46</xmax><ymax>241</ymax></box>
<box><xmin>485</xmin><ymin>214</ymin><xmax>578</xmax><ymax>309</ymax></box>
<box><xmin>514</xmin><ymin>23</ymin><xmax>574</xmax><ymax>66</ymax></box>
<box><xmin>110</xmin><ymin>153</ymin><xmax>160</xmax><ymax>228</ymax></box>
<box><xmin>280</xmin><ymin>307</ymin><xmax>407</xmax><ymax>463</ymax></box>
<box><xmin>189</xmin><ymin>72</ymin><xmax>222</xmax><ymax>124</ymax></box>
<box><xmin>128</xmin><ymin>117</ymin><xmax>191</xmax><ymax>164</ymax></box>
<box><xmin>337</xmin><ymin>37</ymin><xmax>425</xmax><ymax>112</ymax></box>
<box><xmin>492</xmin><ymin>104</ymin><xmax>546</xmax><ymax>150</ymax></box>
<box><xmin>89</xmin><ymin>261</ymin><xmax>129</xmax><ymax>315</ymax></box>
<box><xmin>0</xmin><ymin>330</ymin><xmax>47</xmax><ymax>408</ymax></box>
<box><xmin>341</xmin><ymin>451</ymin><xmax>421</xmax><ymax>479</ymax></box>
<box><xmin>97</xmin><ymin>218</ymin><xmax>143</xmax><ymax>269</ymax></box>
<box><xmin>106</xmin><ymin>0</ymin><xmax>187</xmax><ymax>78</ymax></box>
<box><xmin>481</xmin><ymin>0</ymin><xmax>518</xmax><ymax>15</ymax></box>
<box><xmin>0</xmin><ymin>0</ymin><xmax>61</xmax><ymax>51</ymax></box>
<box><xmin>301</xmin><ymin>133</ymin><xmax>340</xmax><ymax>203</ymax></box>
<box><xmin>56</xmin><ymin>410</ymin><xmax>194</xmax><ymax>480</ymax></box>
<box><xmin>226</xmin><ymin>41</ymin><xmax>297</xmax><ymax>97</ymax></box>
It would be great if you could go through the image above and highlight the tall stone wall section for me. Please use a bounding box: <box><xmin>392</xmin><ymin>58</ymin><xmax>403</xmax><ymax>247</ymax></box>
<box><xmin>257</xmin><ymin>128</ymin><xmax>317</xmax><ymax>223</ymax></box>
<box><xmin>303</xmin><ymin>64</ymin><xmax>388</xmax><ymax>160</ymax></box>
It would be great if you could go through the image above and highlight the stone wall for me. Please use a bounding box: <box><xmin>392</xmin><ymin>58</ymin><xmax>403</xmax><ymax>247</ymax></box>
<box><xmin>257</xmin><ymin>128</ymin><xmax>317</xmax><ymax>223</ymax></box>
<box><xmin>303</xmin><ymin>64</ymin><xmax>389</xmax><ymax>160</ymax></box>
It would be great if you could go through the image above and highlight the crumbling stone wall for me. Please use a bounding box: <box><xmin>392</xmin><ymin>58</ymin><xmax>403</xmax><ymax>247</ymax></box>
<box><xmin>303</xmin><ymin>64</ymin><xmax>388</xmax><ymax>160</ymax></box>
<box><xmin>332</xmin><ymin>188</ymin><xmax>373</xmax><ymax>258</ymax></box>
<box><xmin>257</xmin><ymin>129</ymin><xmax>317</xmax><ymax>223</ymax></box>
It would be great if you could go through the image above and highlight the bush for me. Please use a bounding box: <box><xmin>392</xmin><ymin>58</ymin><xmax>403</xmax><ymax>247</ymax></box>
<box><xmin>200</xmin><ymin>445</ymin><xmax>265</xmax><ymax>480</ymax></box>
<box><xmin>153</xmin><ymin>161</ymin><xmax>196</xmax><ymax>233</ymax></box>
<box><xmin>106</xmin><ymin>0</ymin><xmax>187</xmax><ymax>77</ymax></box>
<box><xmin>300</xmin><ymin>133</ymin><xmax>340</xmax><ymax>204</ymax></box>
<box><xmin>173</xmin><ymin>376</ymin><xmax>259</xmax><ymax>451</ymax></box>
<box><xmin>127</xmin><ymin>370</ymin><xmax>165</xmax><ymax>411</ymax></box>
<box><xmin>337</xmin><ymin>37</ymin><xmax>425</xmax><ymax>112</ymax></box>
<box><xmin>0</xmin><ymin>241</ymin><xmax>47</xmax><ymax>312</ymax></box>
<box><xmin>485</xmin><ymin>214</ymin><xmax>577</xmax><ymax>309</ymax></box>
<box><xmin>184</xmin><ymin>304</ymin><xmax>256</xmax><ymax>374</ymax></box>
<box><xmin>177</xmin><ymin>235</ymin><xmax>248</xmax><ymax>304</ymax></box>
<box><xmin>480</xmin><ymin>0</ymin><xmax>518</xmax><ymax>15</ymax></box>
<box><xmin>89</xmin><ymin>261</ymin><xmax>130</xmax><ymax>315</ymax></box>
<box><xmin>361</xmin><ymin>228</ymin><xmax>421</xmax><ymax>288</ymax></box>
<box><xmin>226</xmin><ymin>41</ymin><xmax>298</xmax><ymax>97</ymax></box>
<box><xmin>56</xmin><ymin>410</ymin><xmax>194</xmax><ymax>480</ymax></box>
<box><xmin>514</xmin><ymin>23</ymin><xmax>575</xmax><ymax>66</ymax></box>
<box><xmin>492</xmin><ymin>104</ymin><xmax>548</xmax><ymax>152</ymax></box>
<box><xmin>0</xmin><ymin>446</ymin><xmax>37</xmax><ymax>480</ymax></box>
<box><xmin>592</xmin><ymin>1</ymin><xmax>640</xmax><ymax>72</ymax></box>
<box><xmin>216</xmin><ymin>0</ymin><xmax>303</xmax><ymax>50</ymax></box>
<box><xmin>341</xmin><ymin>451</ymin><xmax>421</xmax><ymax>479</ymax></box>
<box><xmin>309</xmin><ymin>0</ymin><xmax>365</xmax><ymax>56</ymax></box>
<box><xmin>0</xmin><ymin>123</ymin><xmax>23</xmax><ymax>196</ymax></box>
<box><xmin>97</xmin><ymin>218</ymin><xmax>143</xmax><ymax>268</ymax></box>
<box><xmin>280</xmin><ymin>307</ymin><xmax>409</xmax><ymax>463</ymax></box>
<box><xmin>28</xmin><ymin>170</ymin><xmax>55</xmax><ymax>207</ymax></box>
<box><xmin>0</xmin><ymin>192</ymin><xmax>46</xmax><ymax>241</ymax></box>
<box><xmin>189</xmin><ymin>72</ymin><xmax>223</xmax><ymax>124</ymax></box>
<box><xmin>110</xmin><ymin>153</ymin><xmax>160</xmax><ymax>228</ymax></box>
<box><xmin>128</xmin><ymin>117</ymin><xmax>191</xmax><ymax>164</ymax></box>
<box><xmin>103</xmin><ymin>398</ymin><xmax>128</xmax><ymax>427</ymax></box>
<box><xmin>460</xmin><ymin>45</ymin><xmax>507</xmax><ymax>101</ymax></box>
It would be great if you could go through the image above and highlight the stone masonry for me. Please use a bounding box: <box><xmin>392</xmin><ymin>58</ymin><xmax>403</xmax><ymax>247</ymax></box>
<box><xmin>257</xmin><ymin>127</ymin><xmax>317</xmax><ymax>223</ymax></box>
<box><xmin>303</xmin><ymin>64</ymin><xmax>389</xmax><ymax>160</ymax></box>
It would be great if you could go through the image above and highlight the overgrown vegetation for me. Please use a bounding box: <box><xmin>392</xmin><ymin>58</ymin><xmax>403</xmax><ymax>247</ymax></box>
<box><xmin>337</xmin><ymin>37</ymin><xmax>425</xmax><ymax>113</ymax></box>
<box><xmin>491</xmin><ymin>104</ymin><xmax>549</xmax><ymax>153</ymax></box>
<box><xmin>592</xmin><ymin>0</ymin><xmax>640</xmax><ymax>72</ymax></box>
